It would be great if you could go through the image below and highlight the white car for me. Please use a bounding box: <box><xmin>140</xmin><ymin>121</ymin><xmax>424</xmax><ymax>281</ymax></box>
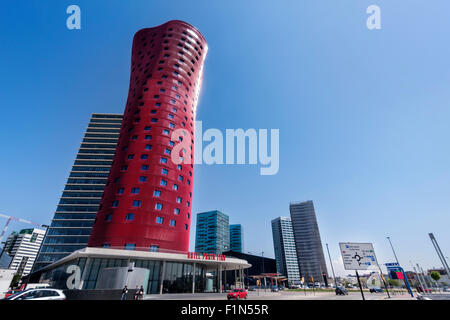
<box><xmin>4</xmin><ymin>288</ymin><xmax>66</xmax><ymax>300</ymax></box>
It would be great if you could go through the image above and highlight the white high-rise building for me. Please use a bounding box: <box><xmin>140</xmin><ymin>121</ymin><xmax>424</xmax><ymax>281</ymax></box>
<box><xmin>271</xmin><ymin>217</ymin><xmax>301</xmax><ymax>283</ymax></box>
<box><xmin>3</xmin><ymin>228</ymin><xmax>46</xmax><ymax>276</ymax></box>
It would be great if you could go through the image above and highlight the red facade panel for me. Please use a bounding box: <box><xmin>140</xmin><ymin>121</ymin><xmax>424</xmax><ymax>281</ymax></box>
<box><xmin>88</xmin><ymin>20</ymin><xmax>208</xmax><ymax>252</ymax></box>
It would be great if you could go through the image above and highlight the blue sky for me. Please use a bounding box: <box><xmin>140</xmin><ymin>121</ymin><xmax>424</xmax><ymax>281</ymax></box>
<box><xmin>1</xmin><ymin>0</ymin><xmax>449</xmax><ymax>275</ymax></box>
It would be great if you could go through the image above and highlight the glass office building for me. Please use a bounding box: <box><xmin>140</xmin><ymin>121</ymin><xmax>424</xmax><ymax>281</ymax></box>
<box><xmin>33</xmin><ymin>114</ymin><xmax>123</xmax><ymax>271</ymax></box>
<box><xmin>195</xmin><ymin>211</ymin><xmax>229</xmax><ymax>254</ymax></box>
<box><xmin>289</xmin><ymin>200</ymin><xmax>328</xmax><ymax>284</ymax></box>
<box><xmin>271</xmin><ymin>217</ymin><xmax>301</xmax><ymax>283</ymax></box>
<box><xmin>229</xmin><ymin>224</ymin><xmax>244</xmax><ymax>253</ymax></box>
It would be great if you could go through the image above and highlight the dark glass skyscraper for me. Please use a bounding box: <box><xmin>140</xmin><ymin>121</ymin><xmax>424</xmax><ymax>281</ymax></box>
<box><xmin>34</xmin><ymin>113</ymin><xmax>122</xmax><ymax>271</ymax></box>
<box><xmin>195</xmin><ymin>210</ymin><xmax>229</xmax><ymax>254</ymax></box>
<box><xmin>229</xmin><ymin>224</ymin><xmax>243</xmax><ymax>253</ymax></box>
<box><xmin>289</xmin><ymin>200</ymin><xmax>328</xmax><ymax>284</ymax></box>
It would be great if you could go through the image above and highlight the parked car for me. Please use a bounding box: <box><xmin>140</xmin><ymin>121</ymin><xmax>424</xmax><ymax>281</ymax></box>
<box><xmin>416</xmin><ymin>286</ymin><xmax>432</xmax><ymax>294</ymax></box>
<box><xmin>4</xmin><ymin>290</ymin><xmax>22</xmax><ymax>299</ymax></box>
<box><xmin>335</xmin><ymin>286</ymin><xmax>348</xmax><ymax>295</ymax></box>
<box><xmin>227</xmin><ymin>288</ymin><xmax>247</xmax><ymax>300</ymax></box>
<box><xmin>4</xmin><ymin>288</ymin><xmax>66</xmax><ymax>300</ymax></box>
<box><xmin>271</xmin><ymin>286</ymin><xmax>279</xmax><ymax>292</ymax></box>
<box><xmin>369</xmin><ymin>287</ymin><xmax>383</xmax><ymax>293</ymax></box>
<box><xmin>248</xmin><ymin>286</ymin><xmax>256</xmax><ymax>291</ymax></box>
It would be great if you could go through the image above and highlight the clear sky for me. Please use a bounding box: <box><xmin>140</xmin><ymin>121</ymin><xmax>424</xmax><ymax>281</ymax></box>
<box><xmin>1</xmin><ymin>0</ymin><xmax>449</xmax><ymax>276</ymax></box>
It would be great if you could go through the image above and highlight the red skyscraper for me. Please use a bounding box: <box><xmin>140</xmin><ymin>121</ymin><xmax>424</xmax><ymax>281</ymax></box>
<box><xmin>88</xmin><ymin>20</ymin><xmax>207</xmax><ymax>252</ymax></box>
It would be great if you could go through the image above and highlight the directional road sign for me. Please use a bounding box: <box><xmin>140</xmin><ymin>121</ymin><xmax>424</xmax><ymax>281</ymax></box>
<box><xmin>339</xmin><ymin>242</ymin><xmax>379</xmax><ymax>270</ymax></box>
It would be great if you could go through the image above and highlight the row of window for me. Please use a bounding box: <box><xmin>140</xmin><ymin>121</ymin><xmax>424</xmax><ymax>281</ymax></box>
<box><xmin>111</xmin><ymin>198</ymin><xmax>190</xmax><ymax>208</ymax></box>
<box><xmin>104</xmin><ymin>213</ymin><xmax>185</xmax><ymax>226</ymax></box>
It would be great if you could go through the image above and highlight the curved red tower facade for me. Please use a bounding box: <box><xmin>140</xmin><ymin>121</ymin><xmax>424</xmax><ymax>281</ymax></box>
<box><xmin>88</xmin><ymin>20</ymin><xmax>207</xmax><ymax>252</ymax></box>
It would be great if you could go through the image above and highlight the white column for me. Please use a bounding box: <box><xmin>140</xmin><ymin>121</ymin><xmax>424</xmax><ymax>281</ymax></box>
<box><xmin>159</xmin><ymin>261</ymin><xmax>166</xmax><ymax>295</ymax></box>
<box><xmin>192</xmin><ymin>263</ymin><xmax>196</xmax><ymax>294</ymax></box>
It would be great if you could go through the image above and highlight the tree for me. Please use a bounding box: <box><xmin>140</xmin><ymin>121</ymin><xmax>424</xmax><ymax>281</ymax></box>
<box><xmin>430</xmin><ymin>271</ymin><xmax>441</xmax><ymax>282</ymax></box>
<box><xmin>10</xmin><ymin>273</ymin><xmax>21</xmax><ymax>289</ymax></box>
<box><xmin>388</xmin><ymin>279</ymin><xmax>400</xmax><ymax>287</ymax></box>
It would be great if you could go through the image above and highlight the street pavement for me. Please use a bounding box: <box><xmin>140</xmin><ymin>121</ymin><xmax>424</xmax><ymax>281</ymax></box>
<box><xmin>145</xmin><ymin>289</ymin><xmax>424</xmax><ymax>300</ymax></box>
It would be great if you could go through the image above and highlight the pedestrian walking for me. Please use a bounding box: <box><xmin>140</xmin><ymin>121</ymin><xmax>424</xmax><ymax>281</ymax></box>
<box><xmin>121</xmin><ymin>285</ymin><xmax>128</xmax><ymax>300</ymax></box>
<box><xmin>138</xmin><ymin>285</ymin><xmax>144</xmax><ymax>300</ymax></box>
<box><xmin>133</xmin><ymin>285</ymin><xmax>139</xmax><ymax>300</ymax></box>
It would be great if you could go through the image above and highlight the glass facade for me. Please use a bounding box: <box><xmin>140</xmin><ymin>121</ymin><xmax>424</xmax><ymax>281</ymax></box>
<box><xmin>195</xmin><ymin>210</ymin><xmax>230</xmax><ymax>254</ymax></box>
<box><xmin>39</xmin><ymin>257</ymin><xmax>212</xmax><ymax>294</ymax></box>
<box><xmin>229</xmin><ymin>224</ymin><xmax>244</xmax><ymax>253</ymax></box>
<box><xmin>34</xmin><ymin>114</ymin><xmax>123</xmax><ymax>271</ymax></box>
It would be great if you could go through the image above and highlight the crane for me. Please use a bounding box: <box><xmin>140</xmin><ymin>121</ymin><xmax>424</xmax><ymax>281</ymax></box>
<box><xmin>0</xmin><ymin>213</ymin><xmax>48</xmax><ymax>243</ymax></box>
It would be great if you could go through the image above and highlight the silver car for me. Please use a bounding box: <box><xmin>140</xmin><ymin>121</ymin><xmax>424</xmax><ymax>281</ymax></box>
<box><xmin>4</xmin><ymin>288</ymin><xmax>66</xmax><ymax>300</ymax></box>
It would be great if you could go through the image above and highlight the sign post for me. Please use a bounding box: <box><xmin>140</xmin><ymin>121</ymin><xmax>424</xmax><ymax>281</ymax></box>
<box><xmin>339</xmin><ymin>242</ymin><xmax>379</xmax><ymax>300</ymax></box>
<box><xmin>386</xmin><ymin>262</ymin><xmax>414</xmax><ymax>297</ymax></box>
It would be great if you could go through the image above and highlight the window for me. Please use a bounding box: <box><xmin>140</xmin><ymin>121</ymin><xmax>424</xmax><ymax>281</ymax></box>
<box><xmin>145</xmin><ymin>145</ymin><xmax>152</xmax><ymax>150</ymax></box>
<box><xmin>163</xmin><ymin>129</ymin><xmax>170</xmax><ymax>135</ymax></box>
<box><xmin>178</xmin><ymin>175</ymin><xmax>183</xmax><ymax>181</ymax></box>
<box><xmin>155</xmin><ymin>203</ymin><xmax>163</xmax><ymax>210</ymax></box>
<box><xmin>170</xmin><ymin>99</ymin><xmax>176</xmax><ymax>104</ymax></box>
<box><xmin>150</xmin><ymin>245</ymin><xmax>159</xmax><ymax>252</ymax></box>
<box><xmin>169</xmin><ymin>141</ymin><xmax>175</xmax><ymax>147</ymax></box>
<box><xmin>121</xmin><ymin>165</ymin><xmax>128</xmax><ymax>171</ymax></box>
<box><xmin>174</xmin><ymin>208</ymin><xmax>180</xmax><ymax>215</ymax></box>
<box><xmin>176</xmin><ymin>197</ymin><xmax>182</xmax><ymax>203</ymax></box>
<box><xmin>170</xmin><ymin>220</ymin><xmax>176</xmax><ymax>227</ymax></box>
<box><xmin>141</xmin><ymin>154</ymin><xmax>148</xmax><ymax>159</ymax></box>
<box><xmin>160</xmin><ymin>157</ymin><xmax>167</xmax><ymax>164</ymax></box>
<box><xmin>169</xmin><ymin>123</ymin><xmax>175</xmax><ymax>129</ymax></box>
<box><xmin>133</xmin><ymin>200</ymin><xmax>141</xmax><ymax>207</ymax></box>
<box><xmin>162</xmin><ymin>168</ymin><xmax>168</xmax><ymax>175</ymax></box>
<box><xmin>114</xmin><ymin>177</ymin><xmax>120</xmax><ymax>183</ymax></box>
<box><xmin>145</xmin><ymin>126</ymin><xmax>151</xmax><ymax>130</ymax></box>
<box><xmin>105</xmin><ymin>214</ymin><xmax>112</xmax><ymax>222</ymax></box>
<box><xmin>168</xmin><ymin>114</ymin><xmax>174</xmax><ymax>119</ymax></box>
<box><xmin>128</xmin><ymin>154</ymin><xmax>134</xmax><ymax>160</ymax></box>
<box><xmin>151</xmin><ymin>118</ymin><xmax>158</xmax><ymax>123</ymax></box>
<box><xmin>156</xmin><ymin>216</ymin><xmax>164</xmax><ymax>224</ymax></box>
<box><xmin>184</xmin><ymin>224</ymin><xmax>188</xmax><ymax>230</ymax></box>
<box><xmin>177</xmin><ymin>165</ymin><xmax>182</xmax><ymax>170</ymax></box>
<box><xmin>126</xmin><ymin>213</ymin><xmax>135</xmax><ymax>221</ymax></box>
<box><xmin>139</xmin><ymin>176</ymin><xmax>147</xmax><ymax>182</ymax></box>
<box><xmin>112</xmin><ymin>200</ymin><xmax>119</xmax><ymax>207</ymax></box>
<box><xmin>150</xmin><ymin>109</ymin><xmax>157</xmax><ymax>114</ymax></box>
<box><xmin>131</xmin><ymin>187</ymin><xmax>140</xmax><ymax>194</ymax></box>
<box><xmin>164</xmin><ymin>148</ymin><xmax>171</xmax><ymax>155</ymax></box>
<box><xmin>172</xmin><ymin>184</ymin><xmax>178</xmax><ymax>190</ymax></box>
<box><xmin>145</xmin><ymin>135</ymin><xmax>152</xmax><ymax>140</ymax></box>
<box><xmin>187</xmin><ymin>201</ymin><xmax>190</xmax><ymax>207</ymax></box>
<box><xmin>125</xmin><ymin>243</ymin><xmax>136</xmax><ymax>250</ymax></box>
<box><xmin>141</xmin><ymin>165</ymin><xmax>149</xmax><ymax>171</ymax></box>
<box><xmin>160</xmin><ymin>179</ymin><xmax>167</xmax><ymax>186</ymax></box>
<box><xmin>102</xmin><ymin>243</ymin><xmax>111</xmax><ymax>248</ymax></box>
<box><xmin>153</xmin><ymin>190</ymin><xmax>161</xmax><ymax>197</ymax></box>
<box><xmin>117</xmin><ymin>188</ymin><xmax>124</xmax><ymax>194</ymax></box>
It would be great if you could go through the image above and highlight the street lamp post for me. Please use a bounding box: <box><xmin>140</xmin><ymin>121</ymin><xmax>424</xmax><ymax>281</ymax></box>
<box><xmin>325</xmin><ymin>244</ymin><xmax>337</xmax><ymax>288</ymax></box>
<box><xmin>386</xmin><ymin>237</ymin><xmax>400</xmax><ymax>265</ymax></box>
